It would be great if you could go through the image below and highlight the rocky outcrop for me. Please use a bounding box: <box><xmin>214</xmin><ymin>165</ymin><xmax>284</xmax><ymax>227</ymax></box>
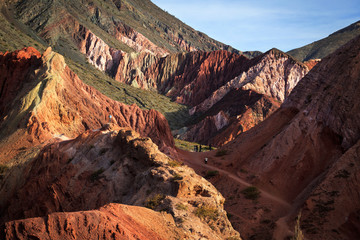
<box><xmin>221</xmin><ymin>35</ymin><xmax>360</xmax><ymax>239</ymax></box>
<box><xmin>0</xmin><ymin>127</ymin><xmax>241</xmax><ymax>240</ymax></box>
<box><xmin>0</xmin><ymin>47</ymin><xmax>174</xmax><ymax>163</ymax></box>
<box><xmin>100</xmin><ymin>49</ymin><xmax>249</xmax><ymax>105</ymax></box>
<box><xmin>299</xmin><ymin>140</ymin><xmax>360</xmax><ymax>240</ymax></box>
<box><xmin>303</xmin><ymin>59</ymin><xmax>321</xmax><ymax>70</ymax></box>
<box><xmin>2</xmin><ymin>203</ymin><xmax>183</xmax><ymax>240</ymax></box>
<box><xmin>0</xmin><ymin>47</ymin><xmax>42</xmax><ymax>119</ymax></box>
<box><xmin>112</xmin><ymin>19</ymin><xmax>169</xmax><ymax>56</ymax></box>
<box><xmin>178</xmin><ymin>50</ymin><xmax>307</xmax><ymax>146</ymax></box>
<box><xmin>77</xmin><ymin>25</ymin><xmax>124</xmax><ymax>72</ymax></box>
<box><xmin>179</xmin><ymin>89</ymin><xmax>280</xmax><ymax>146</ymax></box>
<box><xmin>149</xmin><ymin>50</ymin><xmax>250</xmax><ymax>106</ymax></box>
<box><xmin>190</xmin><ymin>49</ymin><xmax>308</xmax><ymax>115</ymax></box>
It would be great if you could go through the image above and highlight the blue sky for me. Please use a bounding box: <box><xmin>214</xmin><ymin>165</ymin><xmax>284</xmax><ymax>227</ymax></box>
<box><xmin>151</xmin><ymin>0</ymin><xmax>360</xmax><ymax>52</ymax></box>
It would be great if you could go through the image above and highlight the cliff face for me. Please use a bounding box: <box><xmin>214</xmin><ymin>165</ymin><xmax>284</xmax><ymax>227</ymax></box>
<box><xmin>180</xmin><ymin>89</ymin><xmax>280</xmax><ymax>146</ymax></box>
<box><xmin>150</xmin><ymin>50</ymin><xmax>250</xmax><ymax>106</ymax></box>
<box><xmin>0</xmin><ymin>127</ymin><xmax>241</xmax><ymax>240</ymax></box>
<box><xmin>0</xmin><ymin>47</ymin><xmax>42</xmax><ymax>117</ymax></box>
<box><xmin>177</xmin><ymin>50</ymin><xmax>307</xmax><ymax>146</ymax></box>
<box><xmin>190</xmin><ymin>49</ymin><xmax>308</xmax><ymax>115</ymax></box>
<box><xmin>222</xmin><ymin>35</ymin><xmax>360</xmax><ymax>239</ymax></box>
<box><xmin>0</xmin><ymin>47</ymin><xmax>174</xmax><ymax>164</ymax></box>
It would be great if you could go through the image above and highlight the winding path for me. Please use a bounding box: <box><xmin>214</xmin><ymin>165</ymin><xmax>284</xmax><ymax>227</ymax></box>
<box><xmin>177</xmin><ymin>149</ymin><xmax>291</xmax><ymax>209</ymax></box>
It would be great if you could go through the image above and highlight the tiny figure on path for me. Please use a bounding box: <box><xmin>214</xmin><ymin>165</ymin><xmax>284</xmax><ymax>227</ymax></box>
<box><xmin>204</xmin><ymin>157</ymin><xmax>208</xmax><ymax>164</ymax></box>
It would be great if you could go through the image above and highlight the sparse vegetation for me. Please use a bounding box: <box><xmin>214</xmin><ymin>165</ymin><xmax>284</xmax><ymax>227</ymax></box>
<box><xmin>292</xmin><ymin>212</ymin><xmax>304</xmax><ymax>240</ymax></box>
<box><xmin>99</xmin><ymin>148</ymin><xmax>108</xmax><ymax>155</ymax></box>
<box><xmin>194</xmin><ymin>205</ymin><xmax>219</xmax><ymax>221</ymax></box>
<box><xmin>174</xmin><ymin>139</ymin><xmax>212</xmax><ymax>152</ymax></box>
<box><xmin>287</xmin><ymin>21</ymin><xmax>360</xmax><ymax>61</ymax></box>
<box><xmin>168</xmin><ymin>160</ymin><xmax>183</xmax><ymax>168</ymax></box>
<box><xmin>175</xmin><ymin>203</ymin><xmax>188</xmax><ymax>211</ymax></box>
<box><xmin>90</xmin><ymin>168</ymin><xmax>105</xmax><ymax>182</ymax></box>
<box><xmin>334</xmin><ymin>169</ymin><xmax>350</xmax><ymax>178</ymax></box>
<box><xmin>145</xmin><ymin>194</ymin><xmax>165</xmax><ymax>210</ymax></box>
<box><xmin>215</xmin><ymin>149</ymin><xmax>228</xmax><ymax>157</ymax></box>
<box><xmin>172</xmin><ymin>173</ymin><xmax>183</xmax><ymax>181</ymax></box>
<box><xmin>0</xmin><ymin>164</ymin><xmax>9</xmax><ymax>174</ymax></box>
<box><xmin>241</xmin><ymin>186</ymin><xmax>261</xmax><ymax>200</ymax></box>
<box><xmin>204</xmin><ymin>170</ymin><xmax>219</xmax><ymax>179</ymax></box>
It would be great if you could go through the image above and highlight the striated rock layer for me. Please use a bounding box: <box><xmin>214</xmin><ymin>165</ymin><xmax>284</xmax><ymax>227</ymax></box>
<box><xmin>180</xmin><ymin>89</ymin><xmax>280</xmax><ymax>146</ymax></box>
<box><xmin>0</xmin><ymin>127</ymin><xmax>241</xmax><ymax>240</ymax></box>
<box><xmin>222</xmin><ymin>35</ymin><xmax>360</xmax><ymax>239</ymax></box>
<box><xmin>0</xmin><ymin>47</ymin><xmax>174</xmax><ymax>164</ymax></box>
<box><xmin>177</xmin><ymin>49</ymin><xmax>307</xmax><ymax>146</ymax></box>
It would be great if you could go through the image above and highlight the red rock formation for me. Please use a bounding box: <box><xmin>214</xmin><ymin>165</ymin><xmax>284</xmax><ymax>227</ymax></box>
<box><xmin>0</xmin><ymin>128</ymin><xmax>241</xmax><ymax>239</ymax></box>
<box><xmin>179</xmin><ymin>89</ymin><xmax>280</xmax><ymax>146</ymax></box>
<box><xmin>190</xmin><ymin>49</ymin><xmax>308</xmax><ymax>115</ymax></box>
<box><xmin>178</xmin><ymin>50</ymin><xmax>306</xmax><ymax>146</ymax></box>
<box><xmin>104</xmin><ymin>49</ymin><xmax>250</xmax><ymax>105</ymax></box>
<box><xmin>0</xmin><ymin>47</ymin><xmax>174</xmax><ymax>160</ymax></box>
<box><xmin>153</xmin><ymin>50</ymin><xmax>251</xmax><ymax>106</ymax></box>
<box><xmin>303</xmin><ymin>59</ymin><xmax>321</xmax><ymax>70</ymax></box>
<box><xmin>2</xmin><ymin>203</ymin><xmax>180</xmax><ymax>240</ymax></box>
<box><xmin>0</xmin><ymin>47</ymin><xmax>42</xmax><ymax>117</ymax></box>
<box><xmin>218</xmin><ymin>35</ymin><xmax>360</xmax><ymax>239</ymax></box>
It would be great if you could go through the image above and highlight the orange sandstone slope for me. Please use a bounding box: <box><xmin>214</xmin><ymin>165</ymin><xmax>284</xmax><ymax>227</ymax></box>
<box><xmin>0</xmin><ymin>47</ymin><xmax>174</xmax><ymax>164</ymax></box>
<box><xmin>3</xmin><ymin>204</ymin><xmax>182</xmax><ymax>240</ymax></box>
<box><xmin>222</xmin><ymin>35</ymin><xmax>360</xmax><ymax>239</ymax></box>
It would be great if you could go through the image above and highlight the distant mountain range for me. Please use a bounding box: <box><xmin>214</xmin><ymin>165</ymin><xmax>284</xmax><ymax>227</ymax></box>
<box><xmin>288</xmin><ymin>20</ymin><xmax>360</xmax><ymax>61</ymax></box>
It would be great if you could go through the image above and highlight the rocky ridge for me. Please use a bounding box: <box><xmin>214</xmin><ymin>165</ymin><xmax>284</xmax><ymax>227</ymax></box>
<box><xmin>288</xmin><ymin>20</ymin><xmax>360</xmax><ymax>61</ymax></box>
<box><xmin>177</xmin><ymin>49</ymin><xmax>308</xmax><ymax>146</ymax></box>
<box><xmin>0</xmin><ymin>47</ymin><xmax>174</xmax><ymax>164</ymax></box>
<box><xmin>0</xmin><ymin>126</ymin><xmax>241</xmax><ymax>240</ymax></box>
<box><xmin>10</xmin><ymin>0</ymin><xmax>238</xmax><ymax>54</ymax></box>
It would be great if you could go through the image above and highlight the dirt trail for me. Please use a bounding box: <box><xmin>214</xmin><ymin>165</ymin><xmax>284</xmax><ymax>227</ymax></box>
<box><xmin>176</xmin><ymin>148</ymin><xmax>294</xmax><ymax>239</ymax></box>
<box><xmin>176</xmin><ymin>148</ymin><xmax>291</xmax><ymax>209</ymax></box>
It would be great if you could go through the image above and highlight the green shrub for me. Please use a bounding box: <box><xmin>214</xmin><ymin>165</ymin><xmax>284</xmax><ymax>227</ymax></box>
<box><xmin>168</xmin><ymin>160</ymin><xmax>183</xmax><ymax>167</ymax></box>
<box><xmin>205</xmin><ymin>170</ymin><xmax>219</xmax><ymax>179</ymax></box>
<box><xmin>241</xmin><ymin>186</ymin><xmax>260</xmax><ymax>200</ymax></box>
<box><xmin>145</xmin><ymin>194</ymin><xmax>165</xmax><ymax>210</ymax></box>
<box><xmin>175</xmin><ymin>203</ymin><xmax>188</xmax><ymax>211</ymax></box>
<box><xmin>172</xmin><ymin>173</ymin><xmax>183</xmax><ymax>181</ymax></box>
<box><xmin>0</xmin><ymin>164</ymin><xmax>9</xmax><ymax>174</ymax></box>
<box><xmin>90</xmin><ymin>168</ymin><xmax>105</xmax><ymax>182</ymax></box>
<box><xmin>99</xmin><ymin>148</ymin><xmax>108</xmax><ymax>155</ymax></box>
<box><xmin>334</xmin><ymin>169</ymin><xmax>350</xmax><ymax>178</ymax></box>
<box><xmin>215</xmin><ymin>149</ymin><xmax>228</xmax><ymax>157</ymax></box>
<box><xmin>194</xmin><ymin>205</ymin><xmax>219</xmax><ymax>221</ymax></box>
